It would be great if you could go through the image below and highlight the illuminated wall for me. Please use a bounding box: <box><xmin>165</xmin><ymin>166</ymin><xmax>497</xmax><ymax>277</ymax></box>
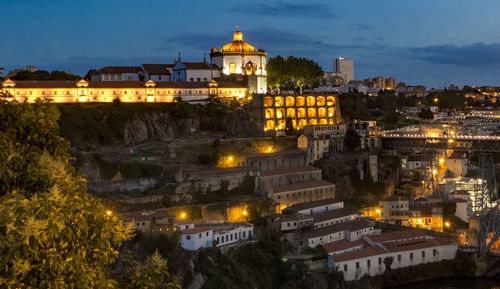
<box><xmin>262</xmin><ymin>94</ymin><xmax>340</xmax><ymax>132</ymax></box>
<box><xmin>1</xmin><ymin>79</ymin><xmax>247</xmax><ymax>103</ymax></box>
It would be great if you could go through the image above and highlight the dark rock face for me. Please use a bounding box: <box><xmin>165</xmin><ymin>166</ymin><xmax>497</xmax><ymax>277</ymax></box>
<box><xmin>123</xmin><ymin>113</ymin><xmax>200</xmax><ymax>144</ymax></box>
<box><xmin>224</xmin><ymin>108</ymin><xmax>260</xmax><ymax>138</ymax></box>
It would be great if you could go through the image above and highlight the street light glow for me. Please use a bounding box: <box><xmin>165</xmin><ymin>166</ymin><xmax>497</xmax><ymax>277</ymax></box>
<box><xmin>181</xmin><ymin>213</ymin><xmax>186</xmax><ymax>218</ymax></box>
<box><xmin>445</xmin><ymin>222</ymin><xmax>450</xmax><ymax>227</ymax></box>
<box><xmin>106</xmin><ymin>210</ymin><xmax>112</xmax><ymax>216</ymax></box>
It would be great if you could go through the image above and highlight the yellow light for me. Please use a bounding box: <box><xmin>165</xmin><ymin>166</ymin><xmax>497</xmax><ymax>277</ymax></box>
<box><xmin>268</xmin><ymin>146</ymin><xmax>272</xmax><ymax>152</ymax></box>
<box><xmin>376</xmin><ymin>209</ymin><xmax>381</xmax><ymax>213</ymax></box>
<box><xmin>448</xmin><ymin>139</ymin><xmax>454</xmax><ymax>143</ymax></box>
<box><xmin>445</xmin><ymin>222</ymin><xmax>450</xmax><ymax>227</ymax></box>
<box><xmin>432</xmin><ymin>169</ymin><xmax>437</xmax><ymax>175</ymax></box>
<box><xmin>418</xmin><ymin>218</ymin><xmax>423</xmax><ymax>224</ymax></box>
<box><xmin>228</xmin><ymin>156</ymin><xmax>233</xmax><ymax>161</ymax></box>
<box><xmin>439</xmin><ymin>158</ymin><xmax>445</xmax><ymax>164</ymax></box>
<box><xmin>106</xmin><ymin>210</ymin><xmax>112</xmax><ymax>216</ymax></box>
<box><xmin>180</xmin><ymin>213</ymin><xmax>186</xmax><ymax>219</ymax></box>
<box><xmin>450</xmin><ymin>130</ymin><xmax>455</xmax><ymax>135</ymax></box>
<box><xmin>242</xmin><ymin>210</ymin><xmax>247</xmax><ymax>216</ymax></box>
<box><xmin>434</xmin><ymin>98</ymin><xmax>438</xmax><ymax>103</ymax></box>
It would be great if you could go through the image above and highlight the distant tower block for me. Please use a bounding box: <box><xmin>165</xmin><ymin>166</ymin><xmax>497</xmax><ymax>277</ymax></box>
<box><xmin>334</xmin><ymin>58</ymin><xmax>354</xmax><ymax>83</ymax></box>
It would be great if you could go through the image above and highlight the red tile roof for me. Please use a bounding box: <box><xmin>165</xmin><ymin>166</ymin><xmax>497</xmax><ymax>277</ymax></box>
<box><xmin>385</xmin><ymin>238</ymin><xmax>446</xmax><ymax>253</ymax></box>
<box><xmin>272</xmin><ymin>180</ymin><xmax>334</xmax><ymax>194</ymax></box>
<box><xmin>322</xmin><ymin>239</ymin><xmax>365</xmax><ymax>254</ymax></box>
<box><xmin>367</xmin><ymin>229</ymin><xmax>424</xmax><ymax>243</ymax></box>
<box><xmin>180</xmin><ymin>227</ymin><xmax>212</xmax><ymax>235</ymax></box>
<box><xmin>141</xmin><ymin>64</ymin><xmax>173</xmax><ymax>75</ymax></box>
<box><xmin>8</xmin><ymin>80</ymin><xmax>245</xmax><ymax>89</ymax></box>
<box><xmin>260</xmin><ymin>165</ymin><xmax>321</xmax><ymax>177</ymax></box>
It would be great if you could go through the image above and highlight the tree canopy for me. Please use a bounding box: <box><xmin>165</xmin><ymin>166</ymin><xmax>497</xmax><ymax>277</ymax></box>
<box><xmin>267</xmin><ymin>56</ymin><xmax>323</xmax><ymax>94</ymax></box>
<box><xmin>417</xmin><ymin>108</ymin><xmax>434</xmax><ymax>120</ymax></box>
<box><xmin>11</xmin><ymin>70</ymin><xmax>80</xmax><ymax>81</ymax></box>
<box><xmin>0</xmin><ymin>92</ymin><xmax>132</xmax><ymax>288</ymax></box>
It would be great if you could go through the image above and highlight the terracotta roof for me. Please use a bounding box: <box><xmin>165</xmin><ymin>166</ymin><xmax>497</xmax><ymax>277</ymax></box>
<box><xmin>270</xmin><ymin>213</ymin><xmax>314</xmax><ymax>223</ymax></box>
<box><xmin>286</xmin><ymin>198</ymin><xmax>341</xmax><ymax>212</ymax></box>
<box><xmin>302</xmin><ymin>218</ymin><xmax>372</xmax><ymax>239</ymax></box>
<box><xmin>385</xmin><ymin>238</ymin><xmax>445</xmax><ymax>253</ymax></box>
<box><xmin>260</xmin><ymin>165</ymin><xmax>321</xmax><ymax>177</ymax></box>
<box><xmin>322</xmin><ymin>239</ymin><xmax>365</xmax><ymax>254</ymax></box>
<box><xmin>95</xmin><ymin>66</ymin><xmax>141</xmax><ymax>74</ymax></box>
<box><xmin>141</xmin><ymin>64</ymin><xmax>173</xmax><ymax>75</ymax></box>
<box><xmin>331</xmin><ymin>246</ymin><xmax>387</xmax><ymax>262</ymax></box>
<box><xmin>313</xmin><ymin>208</ymin><xmax>356</xmax><ymax>223</ymax></box>
<box><xmin>180</xmin><ymin>227</ymin><xmax>213</xmax><ymax>235</ymax></box>
<box><xmin>367</xmin><ymin>229</ymin><xmax>424</xmax><ymax>243</ymax></box>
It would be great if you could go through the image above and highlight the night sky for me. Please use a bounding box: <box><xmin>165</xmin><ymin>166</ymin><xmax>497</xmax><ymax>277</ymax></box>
<box><xmin>3</xmin><ymin>0</ymin><xmax>500</xmax><ymax>87</ymax></box>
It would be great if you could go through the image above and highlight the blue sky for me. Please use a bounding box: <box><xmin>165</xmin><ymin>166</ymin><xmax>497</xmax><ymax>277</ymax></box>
<box><xmin>2</xmin><ymin>0</ymin><xmax>500</xmax><ymax>87</ymax></box>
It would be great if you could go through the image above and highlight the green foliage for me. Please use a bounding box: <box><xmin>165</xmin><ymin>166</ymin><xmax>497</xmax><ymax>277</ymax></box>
<box><xmin>344</xmin><ymin>128</ymin><xmax>361</xmax><ymax>152</ymax></box>
<box><xmin>267</xmin><ymin>55</ymin><xmax>323</xmax><ymax>94</ymax></box>
<box><xmin>124</xmin><ymin>250</ymin><xmax>181</xmax><ymax>289</ymax></box>
<box><xmin>0</xmin><ymin>94</ymin><xmax>75</xmax><ymax>196</ymax></box>
<box><xmin>196</xmin><ymin>230</ymin><xmax>307</xmax><ymax>289</ymax></box>
<box><xmin>429</xmin><ymin>91</ymin><xmax>467</xmax><ymax>110</ymax></box>
<box><xmin>11</xmin><ymin>70</ymin><xmax>80</xmax><ymax>81</ymax></box>
<box><xmin>384</xmin><ymin>110</ymin><xmax>400</xmax><ymax>129</ymax></box>
<box><xmin>305</xmin><ymin>245</ymin><xmax>328</xmax><ymax>258</ymax></box>
<box><xmin>0</xmin><ymin>94</ymin><xmax>134</xmax><ymax>287</ymax></box>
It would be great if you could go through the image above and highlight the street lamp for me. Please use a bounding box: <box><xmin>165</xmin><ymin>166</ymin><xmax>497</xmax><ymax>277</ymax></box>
<box><xmin>106</xmin><ymin>210</ymin><xmax>112</xmax><ymax>216</ymax></box>
<box><xmin>180</xmin><ymin>212</ymin><xmax>186</xmax><ymax>219</ymax></box>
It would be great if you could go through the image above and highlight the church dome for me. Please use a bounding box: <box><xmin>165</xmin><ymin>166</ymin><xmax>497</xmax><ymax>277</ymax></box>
<box><xmin>221</xmin><ymin>28</ymin><xmax>257</xmax><ymax>52</ymax></box>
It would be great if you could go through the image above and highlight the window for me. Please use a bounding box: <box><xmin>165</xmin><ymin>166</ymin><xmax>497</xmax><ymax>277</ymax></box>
<box><xmin>422</xmin><ymin>251</ymin><xmax>425</xmax><ymax>257</ymax></box>
<box><xmin>397</xmin><ymin>254</ymin><xmax>401</xmax><ymax>262</ymax></box>
<box><xmin>433</xmin><ymin>249</ymin><xmax>437</xmax><ymax>256</ymax></box>
<box><xmin>378</xmin><ymin>257</ymin><xmax>382</xmax><ymax>264</ymax></box>
<box><xmin>190</xmin><ymin>78</ymin><xmax>194</xmax><ymax>82</ymax></box>
<box><xmin>410</xmin><ymin>253</ymin><xmax>413</xmax><ymax>260</ymax></box>
<box><xmin>186</xmin><ymin>235</ymin><xmax>191</xmax><ymax>240</ymax></box>
<box><xmin>199</xmin><ymin>233</ymin><xmax>201</xmax><ymax>238</ymax></box>
<box><xmin>344</xmin><ymin>264</ymin><xmax>348</xmax><ymax>271</ymax></box>
<box><xmin>229</xmin><ymin>63</ymin><xmax>236</xmax><ymax>74</ymax></box>
<box><xmin>204</xmin><ymin>78</ymin><xmax>207</xmax><ymax>81</ymax></box>
<box><xmin>367</xmin><ymin>260</ymin><xmax>371</xmax><ymax>267</ymax></box>
<box><xmin>206</xmin><ymin>232</ymin><xmax>209</xmax><ymax>236</ymax></box>
<box><xmin>356</xmin><ymin>262</ymin><xmax>359</xmax><ymax>269</ymax></box>
<box><xmin>197</xmin><ymin>78</ymin><xmax>200</xmax><ymax>82</ymax></box>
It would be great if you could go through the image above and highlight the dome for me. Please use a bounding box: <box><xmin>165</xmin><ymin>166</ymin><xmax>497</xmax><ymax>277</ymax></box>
<box><xmin>221</xmin><ymin>29</ymin><xmax>257</xmax><ymax>52</ymax></box>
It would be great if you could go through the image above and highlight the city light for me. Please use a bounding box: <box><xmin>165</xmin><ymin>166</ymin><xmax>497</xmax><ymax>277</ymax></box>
<box><xmin>448</xmin><ymin>139</ymin><xmax>454</xmax><ymax>143</ymax></box>
<box><xmin>242</xmin><ymin>210</ymin><xmax>247</xmax><ymax>216</ymax></box>
<box><xmin>432</xmin><ymin>169</ymin><xmax>437</xmax><ymax>175</ymax></box>
<box><xmin>439</xmin><ymin>158</ymin><xmax>445</xmax><ymax>164</ymax></box>
<box><xmin>376</xmin><ymin>209</ymin><xmax>381</xmax><ymax>213</ymax></box>
<box><xmin>228</xmin><ymin>156</ymin><xmax>233</xmax><ymax>161</ymax></box>
<box><xmin>267</xmin><ymin>146</ymin><xmax>273</xmax><ymax>152</ymax></box>
<box><xmin>106</xmin><ymin>210</ymin><xmax>112</xmax><ymax>216</ymax></box>
<box><xmin>434</xmin><ymin>98</ymin><xmax>438</xmax><ymax>103</ymax></box>
<box><xmin>417</xmin><ymin>218</ymin><xmax>423</xmax><ymax>224</ymax></box>
<box><xmin>180</xmin><ymin>213</ymin><xmax>186</xmax><ymax>219</ymax></box>
<box><xmin>445</xmin><ymin>222</ymin><xmax>450</xmax><ymax>227</ymax></box>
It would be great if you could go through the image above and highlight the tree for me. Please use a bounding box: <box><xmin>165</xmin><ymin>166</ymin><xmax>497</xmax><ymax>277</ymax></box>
<box><xmin>285</xmin><ymin>117</ymin><xmax>295</xmax><ymax>136</ymax></box>
<box><xmin>288</xmin><ymin>56</ymin><xmax>323</xmax><ymax>94</ymax></box>
<box><xmin>344</xmin><ymin>128</ymin><xmax>361</xmax><ymax>152</ymax></box>
<box><xmin>12</xmin><ymin>70</ymin><xmax>80</xmax><ymax>81</ymax></box>
<box><xmin>267</xmin><ymin>56</ymin><xmax>289</xmax><ymax>94</ymax></box>
<box><xmin>0</xmin><ymin>93</ymin><xmax>132</xmax><ymax>288</ymax></box>
<box><xmin>417</xmin><ymin>108</ymin><xmax>434</xmax><ymax>120</ymax></box>
<box><xmin>0</xmin><ymin>67</ymin><xmax>4</xmax><ymax>76</ymax></box>
<box><xmin>127</xmin><ymin>250</ymin><xmax>181</xmax><ymax>289</ymax></box>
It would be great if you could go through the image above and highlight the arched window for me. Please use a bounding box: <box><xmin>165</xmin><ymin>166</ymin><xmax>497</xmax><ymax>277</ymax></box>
<box><xmin>229</xmin><ymin>63</ymin><xmax>236</xmax><ymax>74</ymax></box>
<box><xmin>296</xmin><ymin>96</ymin><xmax>305</xmax><ymax>106</ymax></box>
<box><xmin>285</xmin><ymin>96</ymin><xmax>295</xmax><ymax>106</ymax></box>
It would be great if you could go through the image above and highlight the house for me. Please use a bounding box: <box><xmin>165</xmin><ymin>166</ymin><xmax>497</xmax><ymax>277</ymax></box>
<box><xmin>449</xmin><ymin>198</ymin><xmax>469</xmax><ymax>223</ymax></box>
<box><xmin>379</xmin><ymin>196</ymin><xmax>410</xmax><ymax>225</ymax></box>
<box><xmin>212</xmin><ymin>222</ymin><xmax>254</xmax><ymax>247</ymax></box>
<box><xmin>181</xmin><ymin>227</ymin><xmax>214</xmax><ymax>250</ymax></box>
<box><xmin>239</xmin><ymin>150</ymin><xmax>307</xmax><ymax>171</ymax></box>
<box><xmin>328</xmin><ymin>230</ymin><xmax>457</xmax><ymax>281</ymax></box>
<box><xmin>258</xmin><ymin>165</ymin><xmax>322</xmax><ymax>192</ymax></box>
<box><xmin>172</xmin><ymin>61</ymin><xmax>220</xmax><ymax>82</ymax></box>
<box><xmin>90</xmin><ymin>66</ymin><xmax>142</xmax><ymax>81</ymax></box>
<box><xmin>312</xmin><ymin>208</ymin><xmax>359</xmax><ymax>229</ymax></box>
<box><xmin>124</xmin><ymin>212</ymin><xmax>175</xmax><ymax>233</ymax></box>
<box><xmin>141</xmin><ymin>64</ymin><xmax>173</xmax><ymax>82</ymax></box>
<box><xmin>446</xmin><ymin>151</ymin><xmax>468</xmax><ymax>177</ymax></box>
<box><xmin>266</xmin><ymin>213</ymin><xmax>314</xmax><ymax>232</ymax></box>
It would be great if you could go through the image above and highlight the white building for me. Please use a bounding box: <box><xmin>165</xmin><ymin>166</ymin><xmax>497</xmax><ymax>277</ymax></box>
<box><xmin>301</xmin><ymin>218</ymin><xmax>375</xmax><ymax>249</ymax></box>
<box><xmin>212</xmin><ymin>222</ymin><xmax>254</xmax><ymax>247</ymax></box>
<box><xmin>334</xmin><ymin>58</ymin><xmax>354</xmax><ymax>83</ymax></box>
<box><xmin>181</xmin><ymin>227</ymin><xmax>214</xmax><ymax>250</ymax></box>
<box><xmin>90</xmin><ymin>66</ymin><xmax>142</xmax><ymax>81</ymax></box>
<box><xmin>141</xmin><ymin>64</ymin><xmax>173</xmax><ymax>82</ymax></box>
<box><xmin>210</xmin><ymin>28</ymin><xmax>267</xmax><ymax>93</ymax></box>
<box><xmin>172</xmin><ymin>61</ymin><xmax>220</xmax><ymax>82</ymax></box>
<box><xmin>328</xmin><ymin>230</ymin><xmax>457</xmax><ymax>281</ymax></box>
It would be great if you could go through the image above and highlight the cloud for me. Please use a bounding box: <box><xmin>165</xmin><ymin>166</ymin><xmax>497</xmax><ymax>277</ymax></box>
<box><xmin>409</xmin><ymin>42</ymin><xmax>500</xmax><ymax>68</ymax></box>
<box><xmin>230</xmin><ymin>1</ymin><xmax>333</xmax><ymax>18</ymax></box>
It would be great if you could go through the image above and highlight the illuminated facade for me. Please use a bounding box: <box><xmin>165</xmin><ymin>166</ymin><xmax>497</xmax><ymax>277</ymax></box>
<box><xmin>251</xmin><ymin>94</ymin><xmax>341</xmax><ymax>134</ymax></box>
<box><xmin>210</xmin><ymin>28</ymin><xmax>267</xmax><ymax>93</ymax></box>
<box><xmin>1</xmin><ymin>79</ymin><xmax>247</xmax><ymax>103</ymax></box>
